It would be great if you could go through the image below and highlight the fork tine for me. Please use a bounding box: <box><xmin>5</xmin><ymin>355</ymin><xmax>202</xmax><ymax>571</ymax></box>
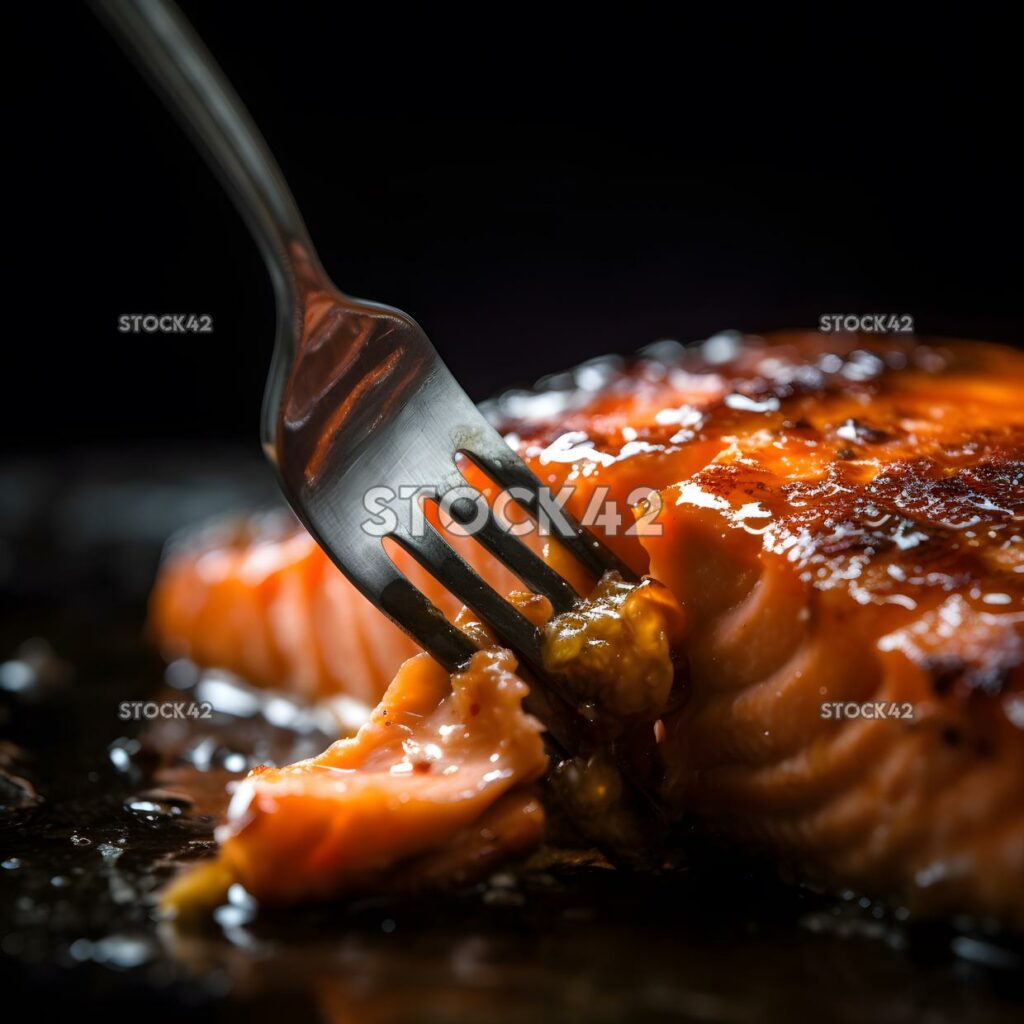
<box><xmin>390</xmin><ymin>523</ymin><xmax>546</xmax><ymax>672</ymax></box>
<box><xmin>376</xmin><ymin>573</ymin><xmax>480</xmax><ymax>674</ymax></box>
<box><xmin>388</xmin><ymin>521</ymin><xmax>585</xmax><ymax>762</ymax></box>
<box><xmin>448</xmin><ymin>504</ymin><xmax>580</xmax><ymax>614</ymax></box>
<box><xmin>461</xmin><ymin>446</ymin><xmax>639</xmax><ymax>582</ymax></box>
<box><xmin>291</xmin><ymin>507</ymin><xmax>479</xmax><ymax>674</ymax></box>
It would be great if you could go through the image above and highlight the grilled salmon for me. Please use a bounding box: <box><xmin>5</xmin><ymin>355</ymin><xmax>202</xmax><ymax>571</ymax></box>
<box><xmin>153</xmin><ymin>332</ymin><xmax>1024</xmax><ymax>923</ymax></box>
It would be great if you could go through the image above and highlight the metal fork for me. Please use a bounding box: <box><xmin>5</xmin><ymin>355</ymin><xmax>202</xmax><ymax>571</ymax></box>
<box><xmin>97</xmin><ymin>1</ymin><xmax>636</xmax><ymax>711</ymax></box>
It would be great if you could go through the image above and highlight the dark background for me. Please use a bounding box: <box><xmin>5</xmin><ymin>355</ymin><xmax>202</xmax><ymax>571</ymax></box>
<box><xmin>4</xmin><ymin>10</ymin><xmax>1024</xmax><ymax>1019</ymax></box>
<box><xmin>6</xmin><ymin>4</ymin><xmax>1022</xmax><ymax>455</ymax></box>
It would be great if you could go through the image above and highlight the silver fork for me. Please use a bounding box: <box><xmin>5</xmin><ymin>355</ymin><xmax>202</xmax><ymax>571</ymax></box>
<box><xmin>97</xmin><ymin>1</ymin><xmax>636</xmax><ymax>725</ymax></box>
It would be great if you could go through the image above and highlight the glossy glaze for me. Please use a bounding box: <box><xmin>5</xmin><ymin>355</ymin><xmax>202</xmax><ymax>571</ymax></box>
<box><xmin>505</xmin><ymin>332</ymin><xmax>1024</xmax><ymax>922</ymax></box>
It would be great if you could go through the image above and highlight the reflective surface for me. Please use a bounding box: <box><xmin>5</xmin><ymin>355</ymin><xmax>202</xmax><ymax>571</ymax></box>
<box><xmin>2</xmin><ymin>453</ymin><xmax>1023</xmax><ymax>1021</ymax></box>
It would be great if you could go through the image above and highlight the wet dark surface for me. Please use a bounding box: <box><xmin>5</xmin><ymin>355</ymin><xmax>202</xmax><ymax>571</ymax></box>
<box><xmin>2</xmin><ymin>453</ymin><xmax>1024</xmax><ymax>1022</ymax></box>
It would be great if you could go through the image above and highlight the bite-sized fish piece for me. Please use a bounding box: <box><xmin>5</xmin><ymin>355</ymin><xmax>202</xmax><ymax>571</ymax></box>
<box><xmin>165</xmin><ymin>604</ymin><xmax>549</xmax><ymax>908</ymax></box>
<box><xmin>154</xmin><ymin>332</ymin><xmax>1024</xmax><ymax>923</ymax></box>
<box><xmin>161</xmin><ymin>581</ymin><xmax>686</xmax><ymax>911</ymax></box>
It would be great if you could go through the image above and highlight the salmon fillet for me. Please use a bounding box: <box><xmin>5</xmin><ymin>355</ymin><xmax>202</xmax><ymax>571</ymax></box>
<box><xmin>153</xmin><ymin>331</ymin><xmax>1024</xmax><ymax>923</ymax></box>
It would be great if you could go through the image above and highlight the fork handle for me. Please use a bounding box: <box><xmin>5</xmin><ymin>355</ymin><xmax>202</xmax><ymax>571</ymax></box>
<box><xmin>94</xmin><ymin>0</ymin><xmax>319</xmax><ymax>346</ymax></box>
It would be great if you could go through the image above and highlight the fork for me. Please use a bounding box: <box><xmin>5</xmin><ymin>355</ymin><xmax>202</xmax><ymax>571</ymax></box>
<box><xmin>97</xmin><ymin>0</ymin><xmax>638</xmax><ymax>745</ymax></box>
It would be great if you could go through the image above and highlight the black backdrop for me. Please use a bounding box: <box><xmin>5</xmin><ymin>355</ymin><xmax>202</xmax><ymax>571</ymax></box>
<box><xmin>6</xmin><ymin>3</ymin><xmax>1022</xmax><ymax>455</ymax></box>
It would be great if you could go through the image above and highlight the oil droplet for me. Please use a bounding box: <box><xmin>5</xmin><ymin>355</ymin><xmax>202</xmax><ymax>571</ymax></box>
<box><xmin>124</xmin><ymin>798</ymin><xmax>184</xmax><ymax>822</ymax></box>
